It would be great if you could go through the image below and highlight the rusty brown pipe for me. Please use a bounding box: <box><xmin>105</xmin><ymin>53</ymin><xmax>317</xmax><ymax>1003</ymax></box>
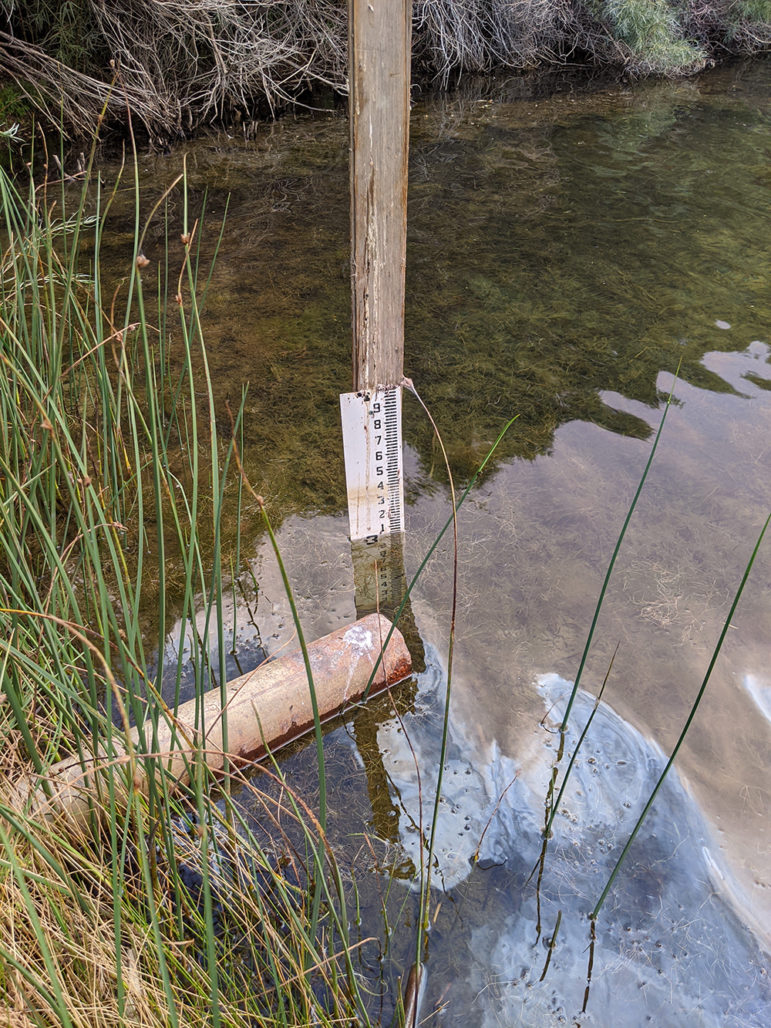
<box><xmin>11</xmin><ymin>613</ymin><xmax>411</xmax><ymax>827</ymax></box>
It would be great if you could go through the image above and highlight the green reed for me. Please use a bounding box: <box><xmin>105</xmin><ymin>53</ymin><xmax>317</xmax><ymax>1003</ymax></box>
<box><xmin>591</xmin><ymin>510</ymin><xmax>771</xmax><ymax>920</ymax></box>
<box><xmin>0</xmin><ymin>149</ymin><xmax>366</xmax><ymax>1026</ymax></box>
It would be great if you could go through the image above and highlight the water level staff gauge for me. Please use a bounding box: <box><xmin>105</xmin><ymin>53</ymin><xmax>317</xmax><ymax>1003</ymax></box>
<box><xmin>343</xmin><ymin>0</ymin><xmax>411</xmax><ymax>615</ymax></box>
<box><xmin>341</xmin><ymin>385</ymin><xmax>406</xmax><ymax>612</ymax></box>
<box><xmin>340</xmin><ymin>386</ymin><xmax>404</xmax><ymax>543</ymax></box>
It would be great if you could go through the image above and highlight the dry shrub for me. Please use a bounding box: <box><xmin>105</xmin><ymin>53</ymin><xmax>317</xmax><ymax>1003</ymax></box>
<box><xmin>682</xmin><ymin>0</ymin><xmax>771</xmax><ymax>49</ymax></box>
<box><xmin>413</xmin><ymin>0</ymin><xmax>576</xmax><ymax>75</ymax></box>
<box><xmin>0</xmin><ymin>0</ymin><xmax>349</xmax><ymax>141</ymax></box>
<box><xmin>0</xmin><ymin>0</ymin><xmax>768</xmax><ymax>140</ymax></box>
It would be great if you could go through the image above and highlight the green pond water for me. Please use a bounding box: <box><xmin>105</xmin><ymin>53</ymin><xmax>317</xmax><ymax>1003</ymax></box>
<box><xmin>116</xmin><ymin>58</ymin><xmax>770</xmax><ymax>1026</ymax></box>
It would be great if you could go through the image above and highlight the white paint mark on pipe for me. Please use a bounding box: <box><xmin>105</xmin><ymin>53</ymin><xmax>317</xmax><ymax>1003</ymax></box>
<box><xmin>343</xmin><ymin>624</ymin><xmax>374</xmax><ymax>656</ymax></box>
<box><xmin>342</xmin><ymin>623</ymin><xmax>376</xmax><ymax>700</ymax></box>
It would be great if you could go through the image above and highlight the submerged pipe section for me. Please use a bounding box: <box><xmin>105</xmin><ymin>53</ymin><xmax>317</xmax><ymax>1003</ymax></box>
<box><xmin>13</xmin><ymin>613</ymin><xmax>412</xmax><ymax>827</ymax></box>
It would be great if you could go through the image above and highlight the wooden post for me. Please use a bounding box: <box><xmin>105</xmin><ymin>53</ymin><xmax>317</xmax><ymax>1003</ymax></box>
<box><xmin>342</xmin><ymin>1</ymin><xmax>414</xmax><ymax>624</ymax></box>
<box><xmin>349</xmin><ymin>0</ymin><xmax>412</xmax><ymax>392</ymax></box>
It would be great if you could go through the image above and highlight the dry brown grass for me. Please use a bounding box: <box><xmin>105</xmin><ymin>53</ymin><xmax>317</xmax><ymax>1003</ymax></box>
<box><xmin>0</xmin><ymin>705</ymin><xmax>363</xmax><ymax>1027</ymax></box>
<box><xmin>0</xmin><ymin>714</ymin><xmax>161</xmax><ymax>1027</ymax></box>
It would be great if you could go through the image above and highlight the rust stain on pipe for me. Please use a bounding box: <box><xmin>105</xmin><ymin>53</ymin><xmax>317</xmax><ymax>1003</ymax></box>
<box><xmin>13</xmin><ymin>613</ymin><xmax>411</xmax><ymax>825</ymax></box>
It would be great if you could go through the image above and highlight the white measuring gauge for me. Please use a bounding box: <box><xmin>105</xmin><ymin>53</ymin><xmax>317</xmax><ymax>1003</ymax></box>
<box><xmin>340</xmin><ymin>386</ymin><xmax>404</xmax><ymax>543</ymax></box>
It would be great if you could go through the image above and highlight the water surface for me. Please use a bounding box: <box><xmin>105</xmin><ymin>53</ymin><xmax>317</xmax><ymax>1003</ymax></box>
<box><xmin>119</xmin><ymin>59</ymin><xmax>770</xmax><ymax>1026</ymax></box>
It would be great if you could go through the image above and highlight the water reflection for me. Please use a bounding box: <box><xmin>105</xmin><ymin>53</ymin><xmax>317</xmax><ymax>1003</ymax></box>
<box><xmin>374</xmin><ymin>660</ymin><xmax>770</xmax><ymax>1026</ymax></box>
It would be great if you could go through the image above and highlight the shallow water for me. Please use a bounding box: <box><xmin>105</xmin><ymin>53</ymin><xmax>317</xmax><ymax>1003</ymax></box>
<box><xmin>124</xmin><ymin>59</ymin><xmax>771</xmax><ymax>1025</ymax></box>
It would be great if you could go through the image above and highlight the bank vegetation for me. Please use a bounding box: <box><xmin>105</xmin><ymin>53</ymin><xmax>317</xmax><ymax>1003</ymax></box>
<box><xmin>0</xmin><ymin>140</ymin><xmax>377</xmax><ymax>1026</ymax></box>
<box><xmin>0</xmin><ymin>0</ymin><xmax>768</xmax><ymax>140</ymax></box>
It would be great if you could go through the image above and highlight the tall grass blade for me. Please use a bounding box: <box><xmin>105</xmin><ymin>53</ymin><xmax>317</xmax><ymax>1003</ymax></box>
<box><xmin>362</xmin><ymin>413</ymin><xmax>519</xmax><ymax>700</ymax></box>
<box><xmin>591</xmin><ymin>510</ymin><xmax>771</xmax><ymax>919</ymax></box>
<box><xmin>1</xmin><ymin>136</ymin><xmax>366</xmax><ymax>1027</ymax></box>
<box><xmin>558</xmin><ymin>372</ymin><xmax>679</xmax><ymax>737</ymax></box>
<box><xmin>400</xmin><ymin>379</ymin><xmax>459</xmax><ymax>979</ymax></box>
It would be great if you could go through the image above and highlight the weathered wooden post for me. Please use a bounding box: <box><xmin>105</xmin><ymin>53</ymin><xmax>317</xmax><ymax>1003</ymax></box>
<box><xmin>340</xmin><ymin>0</ymin><xmax>412</xmax><ymax>614</ymax></box>
<box><xmin>348</xmin><ymin>0</ymin><xmax>411</xmax><ymax>394</ymax></box>
<box><xmin>341</xmin><ymin>19</ymin><xmax>424</xmax><ymax>1016</ymax></box>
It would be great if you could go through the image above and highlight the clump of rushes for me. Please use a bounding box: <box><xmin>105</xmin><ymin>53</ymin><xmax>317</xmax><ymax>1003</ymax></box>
<box><xmin>0</xmin><ymin>146</ymin><xmax>367</xmax><ymax>1025</ymax></box>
